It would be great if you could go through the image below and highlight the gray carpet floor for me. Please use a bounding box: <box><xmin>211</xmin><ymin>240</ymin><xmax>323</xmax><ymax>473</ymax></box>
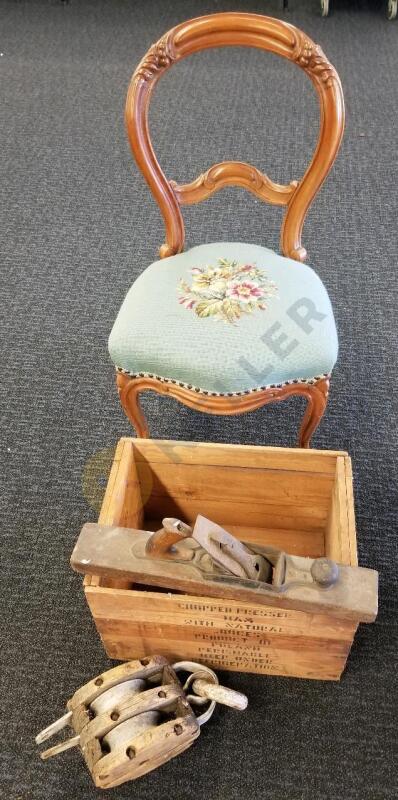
<box><xmin>1</xmin><ymin>0</ymin><xmax>397</xmax><ymax>798</ymax></box>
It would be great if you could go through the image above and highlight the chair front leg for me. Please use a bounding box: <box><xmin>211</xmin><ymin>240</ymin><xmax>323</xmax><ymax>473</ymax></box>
<box><xmin>116</xmin><ymin>372</ymin><xmax>150</xmax><ymax>438</ymax></box>
<box><xmin>298</xmin><ymin>377</ymin><xmax>330</xmax><ymax>448</ymax></box>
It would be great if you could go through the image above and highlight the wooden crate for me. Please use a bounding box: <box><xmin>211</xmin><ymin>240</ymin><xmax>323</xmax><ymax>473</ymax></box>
<box><xmin>83</xmin><ymin>437</ymin><xmax>364</xmax><ymax>681</ymax></box>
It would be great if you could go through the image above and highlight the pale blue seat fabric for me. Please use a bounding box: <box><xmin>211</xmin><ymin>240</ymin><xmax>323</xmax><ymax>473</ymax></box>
<box><xmin>108</xmin><ymin>242</ymin><xmax>338</xmax><ymax>395</ymax></box>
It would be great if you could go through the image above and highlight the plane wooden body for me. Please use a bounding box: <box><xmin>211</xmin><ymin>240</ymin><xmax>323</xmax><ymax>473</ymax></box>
<box><xmin>71</xmin><ymin>522</ymin><xmax>378</xmax><ymax>623</ymax></box>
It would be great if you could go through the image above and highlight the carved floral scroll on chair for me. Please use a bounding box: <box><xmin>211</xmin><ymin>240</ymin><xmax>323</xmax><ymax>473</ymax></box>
<box><xmin>113</xmin><ymin>13</ymin><xmax>345</xmax><ymax>447</ymax></box>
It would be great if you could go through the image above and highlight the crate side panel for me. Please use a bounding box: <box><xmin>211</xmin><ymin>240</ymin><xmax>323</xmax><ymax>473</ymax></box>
<box><xmin>88</xmin><ymin>437</ymin><xmax>143</xmax><ymax>589</ymax></box>
<box><xmin>138</xmin><ymin>463</ymin><xmax>333</xmax><ymax>531</ymax></box>
<box><xmin>85</xmin><ymin>583</ymin><xmax>355</xmax><ymax>681</ymax></box>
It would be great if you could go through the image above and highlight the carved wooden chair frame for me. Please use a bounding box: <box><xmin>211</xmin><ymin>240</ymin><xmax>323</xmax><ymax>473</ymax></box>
<box><xmin>117</xmin><ymin>12</ymin><xmax>345</xmax><ymax>447</ymax></box>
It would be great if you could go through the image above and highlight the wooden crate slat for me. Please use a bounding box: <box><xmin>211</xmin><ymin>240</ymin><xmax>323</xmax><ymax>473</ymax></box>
<box><xmin>131</xmin><ymin>438</ymin><xmax>346</xmax><ymax>474</ymax></box>
<box><xmin>325</xmin><ymin>456</ymin><xmax>358</xmax><ymax>567</ymax></box>
<box><xmin>143</xmin><ymin>520</ymin><xmax>325</xmax><ymax>557</ymax></box>
<box><xmin>344</xmin><ymin>456</ymin><xmax>358</xmax><ymax>567</ymax></box>
<box><xmin>137</xmin><ymin>461</ymin><xmax>334</xmax><ymax>508</ymax></box>
<box><xmin>94</xmin><ymin>620</ymin><xmax>355</xmax><ymax>656</ymax></box>
<box><xmin>142</xmin><ymin>497</ymin><xmax>328</xmax><ymax>532</ymax></box>
<box><xmin>85</xmin><ymin>587</ymin><xmax>358</xmax><ymax>640</ymax></box>
<box><xmin>101</xmin><ymin>636</ymin><xmax>350</xmax><ymax>681</ymax></box>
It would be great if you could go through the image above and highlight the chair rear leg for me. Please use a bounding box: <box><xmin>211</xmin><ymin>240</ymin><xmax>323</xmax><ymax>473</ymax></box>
<box><xmin>116</xmin><ymin>372</ymin><xmax>150</xmax><ymax>438</ymax></box>
<box><xmin>298</xmin><ymin>377</ymin><xmax>330</xmax><ymax>448</ymax></box>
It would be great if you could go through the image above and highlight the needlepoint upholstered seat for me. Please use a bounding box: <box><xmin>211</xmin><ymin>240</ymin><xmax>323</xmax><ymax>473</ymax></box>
<box><xmin>111</xmin><ymin>13</ymin><xmax>344</xmax><ymax>447</ymax></box>
<box><xmin>109</xmin><ymin>242</ymin><xmax>337</xmax><ymax>393</ymax></box>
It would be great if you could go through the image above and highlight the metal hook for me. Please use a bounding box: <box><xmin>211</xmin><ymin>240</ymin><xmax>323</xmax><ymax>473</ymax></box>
<box><xmin>172</xmin><ymin>660</ymin><xmax>248</xmax><ymax>725</ymax></box>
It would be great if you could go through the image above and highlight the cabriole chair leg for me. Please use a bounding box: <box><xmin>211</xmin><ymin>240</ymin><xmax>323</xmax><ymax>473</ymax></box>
<box><xmin>116</xmin><ymin>372</ymin><xmax>150</xmax><ymax>438</ymax></box>
<box><xmin>298</xmin><ymin>377</ymin><xmax>330</xmax><ymax>448</ymax></box>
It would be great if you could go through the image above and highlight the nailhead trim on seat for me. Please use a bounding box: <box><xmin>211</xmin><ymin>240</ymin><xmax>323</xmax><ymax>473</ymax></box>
<box><xmin>115</xmin><ymin>367</ymin><xmax>330</xmax><ymax>397</ymax></box>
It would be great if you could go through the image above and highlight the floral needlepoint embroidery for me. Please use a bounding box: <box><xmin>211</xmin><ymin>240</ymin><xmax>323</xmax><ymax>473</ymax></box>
<box><xmin>177</xmin><ymin>258</ymin><xmax>278</xmax><ymax>324</ymax></box>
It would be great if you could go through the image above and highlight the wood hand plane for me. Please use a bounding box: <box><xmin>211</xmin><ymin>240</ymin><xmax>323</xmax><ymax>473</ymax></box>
<box><xmin>71</xmin><ymin>515</ymin><xmax>378</xmax><ymax>622</ymax></box>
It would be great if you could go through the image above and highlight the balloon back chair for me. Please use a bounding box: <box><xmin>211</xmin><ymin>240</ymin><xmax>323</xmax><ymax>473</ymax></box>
<box><xmin>110</xmin><ymin>13</ymin><xmax>345</xmax><ymax>447</ymax></box>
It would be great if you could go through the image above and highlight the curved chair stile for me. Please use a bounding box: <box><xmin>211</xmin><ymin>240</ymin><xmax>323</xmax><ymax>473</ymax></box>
<box><xmin>117</xmin><ymin>13</ymin><xmax>344</xmax><ymax>447</ymax></box>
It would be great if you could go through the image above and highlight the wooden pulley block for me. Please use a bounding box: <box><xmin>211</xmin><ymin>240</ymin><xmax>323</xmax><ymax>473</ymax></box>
<box><xmin>35</xmin><ymin>655</ymin><xmax>248</xmax><ymax>789</ymax></box>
